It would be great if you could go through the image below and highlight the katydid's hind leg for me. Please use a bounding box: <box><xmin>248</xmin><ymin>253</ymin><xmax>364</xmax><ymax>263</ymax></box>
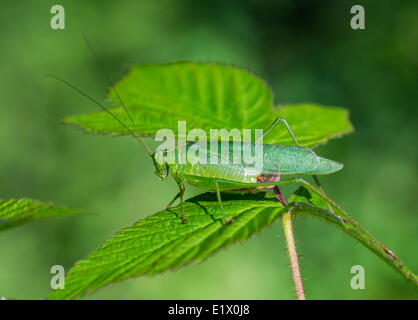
<box><xmin>273</xmin><ymin>118</ymin><xmax>331</xmax><ymax>207</ymax></box>
<box><xmin>294</xmin><ymin>178</ymin><xmax>342</xmax><ymax>218</ymax></box>
<box><xmin>258</xmin><ymin>174</ymin><xmax>286</xmax><ymax>207</ymax></box>
<box><xmin>312</xmin><ymin>175</ymin><xmax>334</xmax><ymax>213</ymax></box>
<box><xmin>257</xmin><ymin>116</ymin><xmax>300</xmax><ymax>145</ymax></box>
<box><xmin>273</xmin><ymin>186</ymin><xmax>286</xmax><ymax>207</ymax></box>
<box><xmin>214</xmin><ymin>180</ymin><xmax>234</xmax><ymax>225</ymax></box>
<box><xmin>262</xmin><ymin>117</ymin><xmax>333</xmax><ymax>211</ymax></box>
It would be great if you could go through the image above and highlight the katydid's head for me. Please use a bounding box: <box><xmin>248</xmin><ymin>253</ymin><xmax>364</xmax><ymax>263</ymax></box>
<box><xmin>152</xmin><ymin>151</ymin><xmax>169</xmax><ymax>181</ymax></box>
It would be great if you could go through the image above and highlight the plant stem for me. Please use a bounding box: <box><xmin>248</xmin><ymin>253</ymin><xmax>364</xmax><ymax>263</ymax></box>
<box><xmin>281</xmin><ymin>212</ymin><xmax>305</xmax><ymax>300</ymax></box>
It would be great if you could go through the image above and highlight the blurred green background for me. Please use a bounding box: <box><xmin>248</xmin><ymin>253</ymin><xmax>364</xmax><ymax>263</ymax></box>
<box><xmin>0</xmin><ymin>0</ymin><xmax>416</xmax><ymax>299</ymax></box>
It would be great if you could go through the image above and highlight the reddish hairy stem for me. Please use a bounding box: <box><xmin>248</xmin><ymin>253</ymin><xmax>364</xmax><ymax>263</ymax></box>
<box><xmin>274</xmin><ymin>186</ymin><xmax>306</xmax><ymax>300</ymax></box>
<box><xmin>281</xmin><ymin>212</ymin><xmax>305</xmax><ymax>300</ymax></box>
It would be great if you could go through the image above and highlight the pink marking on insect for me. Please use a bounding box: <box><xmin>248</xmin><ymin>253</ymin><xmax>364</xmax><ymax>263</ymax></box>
<box><xmin>257</xmin><ymin>174</ymin><xmax>286</xmax><ymax>206</ymax></box>
<box><xmin>257</xmin><ymin>173</ymin><xmax>280</xmax><ymax>185</ymax></box>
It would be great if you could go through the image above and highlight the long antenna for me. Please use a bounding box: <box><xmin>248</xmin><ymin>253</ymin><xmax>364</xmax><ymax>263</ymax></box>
<box><xmin>83</xmin><ymin>36</ymin><xmax>152</xmax><ymax>155</ymax></box>
<box><xmin>47</xmin><ymin>74</ymin><xmax>152</xmax><ymax>154</ymax></box>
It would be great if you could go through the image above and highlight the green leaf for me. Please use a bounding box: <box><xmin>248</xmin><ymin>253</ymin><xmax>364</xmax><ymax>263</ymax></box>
<box><xmin>63</xmin><ymin>62</ymin><xmax>353</xmax><ymax>148</ymax></box>
<box><xmin>289</xmin><ymin>186</ymin><xmax>418</xmax><ymax>287</ymax></box>
<box><xmin>48</xmin><ymin>185</ymin><xmax>416</xmax><ymax>300</ymax></box>
<box><xmin>48</xmin><ymin>192</ymin><xmax>286</xmax><ymax>300</ymax></box>
<box><xmin>0</xmin><ymin>198</ymin><xmax>83</xmax><ymax>231</ymax></box>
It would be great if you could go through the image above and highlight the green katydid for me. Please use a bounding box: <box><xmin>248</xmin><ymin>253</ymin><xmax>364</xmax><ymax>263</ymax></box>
<box><xmin>51</xmin><ymin>73</ymin><xmax>342</xmax><ymax>225</ymax></box>
<box><xmin>153</xmin><ymin>128</ymin><xmax>343</xmax><ymax>224</ymax></box>
<box><xmin>50</xmin><ymin>42</ymin><xmax>343</xmax><ymax>225</ymax></box>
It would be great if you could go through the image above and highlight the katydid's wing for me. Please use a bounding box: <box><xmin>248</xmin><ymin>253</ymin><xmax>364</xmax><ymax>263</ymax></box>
<box><xmin>306</xmin><ymin>157</ymin><xmax>343</xmax><ymax>175</ymax></box>
<box><xmin>262</xmin><ymin>143</ymin><xmax>321</xmax><ymax>175</ymax></box>
<box><xmin>184</xmin><ymin>141</ymin><xmax>322</xmax><ymax>175</ymax></box>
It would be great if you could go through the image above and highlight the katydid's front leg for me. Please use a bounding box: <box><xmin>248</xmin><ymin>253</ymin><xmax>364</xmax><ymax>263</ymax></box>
<box><xmin>178</xmin><ymin>183</ymin><xmax>186</xmax><ymax>223</ymax></box>
<box><xmin>214</xmin><ymin>180</ymin><xmax>234</xmax><ymax>225</ymax></box>
<box><xmin>167</xmin><ymin>178</ymin><xmax>187</xmax><ymax>223</ymax></box>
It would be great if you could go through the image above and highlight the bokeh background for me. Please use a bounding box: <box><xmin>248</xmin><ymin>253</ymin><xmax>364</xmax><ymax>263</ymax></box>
<box><xmin>0</xmin><ymin>0</ymin><xmax>416</xmax><ymax>299</ymax></box>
